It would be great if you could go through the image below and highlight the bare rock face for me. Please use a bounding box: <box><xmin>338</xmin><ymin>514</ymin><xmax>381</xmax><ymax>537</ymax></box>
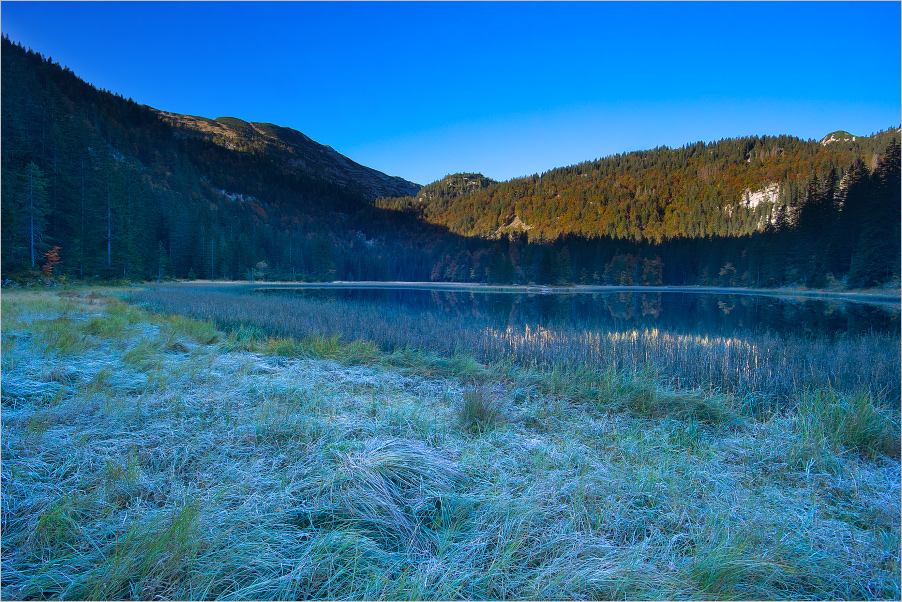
<box><xmin>155</xmin><ymin>111</ymin><xmax>421</xmax><ymax>200</ymax></box>
<box><xmin>820</xmin><ymin>130</ymin><xmax>859</xmax><ymax>146</ymax></box>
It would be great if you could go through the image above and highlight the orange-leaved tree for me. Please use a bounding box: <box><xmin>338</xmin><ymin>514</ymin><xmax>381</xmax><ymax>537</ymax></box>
<box><xmin>41</xmin><ymin>246</ymin><xmax>61</xmax><ymax>277</ymax></box>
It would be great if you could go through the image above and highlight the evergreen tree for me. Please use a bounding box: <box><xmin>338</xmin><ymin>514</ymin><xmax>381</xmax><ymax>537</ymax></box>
<box><xmin>487</xmin><ymin>245</ymin><xmax>514</xmax><ymax>283</ymax></box>
<box><xmin>312</xmin><ymin>232</ymin><xmax>335</xmax><ymax>281</ymax></box>
<box><xmin>535</xmin><ymin>248</ymin><xmax>557</xmax><ymax>284</ymax></box>
<box><xmin>849</xmin><ymin>139</ymin><xmax>901</xmax><ymax>286</ymax></box>
<box><xmin>835</xmin><ymin>159</ymin><xmax>871</xmax><ymax>275</ymax></box>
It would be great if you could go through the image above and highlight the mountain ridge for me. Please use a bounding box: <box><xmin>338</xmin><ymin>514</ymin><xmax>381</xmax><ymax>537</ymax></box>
<box><xmin>154</xmin><ymin>110</ymin><xmax>421</xmax><ymax>200</ymax></box>
<box><xmin>377</xmin><ymin>128</ymin><xmax>900</xmax><ymax>244</ymax></box>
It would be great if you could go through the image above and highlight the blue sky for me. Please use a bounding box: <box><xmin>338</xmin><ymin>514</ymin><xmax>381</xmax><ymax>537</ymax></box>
<box><xmin>2</xmin><ymin>2</ymin><xmax>899</xmax><ymax>185</ymax></box>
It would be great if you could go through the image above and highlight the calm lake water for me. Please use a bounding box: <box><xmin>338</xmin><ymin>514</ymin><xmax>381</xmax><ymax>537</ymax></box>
<box><xmin>261</xmin><ymin>287</ymin><xmax>900</xmax><ymax>338</ymax></box>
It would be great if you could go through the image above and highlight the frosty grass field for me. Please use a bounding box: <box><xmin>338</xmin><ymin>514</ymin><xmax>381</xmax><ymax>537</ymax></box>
<box><xmin>1</xmin><ymin>284</ymin><xmax>899</xmax><ymax>600</ymax></box>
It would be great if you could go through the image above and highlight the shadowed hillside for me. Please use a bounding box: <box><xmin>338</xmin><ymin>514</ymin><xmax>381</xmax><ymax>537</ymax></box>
<box><xmin>155</xmin><ymin>112</ymin><xmax>420</xmax><ymax>200</ymax></box>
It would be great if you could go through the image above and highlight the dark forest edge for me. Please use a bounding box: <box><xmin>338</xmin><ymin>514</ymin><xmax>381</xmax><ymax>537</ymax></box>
<box><xmin>2</xmin><ymin>37</ymin><xmax>900</xmax><ymax>291</ymax></box>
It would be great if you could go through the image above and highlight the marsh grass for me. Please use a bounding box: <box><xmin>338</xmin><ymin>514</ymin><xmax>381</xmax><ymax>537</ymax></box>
<box><xmin>798</xmin><ymin>389</ymin><xmax>900</xmax><ymax>460</ymax></box>
<box><xmin>459</xmin><ymin>385</ymin><xmax>504</xmax><ymax>434</ymax></box>
<box><xmin>594</xmin><ymin>371</ymin><xmax>740</xmax><ymax>425</ymax></box>
<box><xmin>134</xmin><ymin>284</ymin><xmax>900</xmax><ymax>410</ymax></box>
<box><xmin>2</xmin><ymin>287</ymin><xmax>899</xmax><ymax>600</ymax></box>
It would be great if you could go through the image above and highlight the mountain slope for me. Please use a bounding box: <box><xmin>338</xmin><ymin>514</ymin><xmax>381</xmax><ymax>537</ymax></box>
<box><xmin>378</xmin><ymin>129</ymin><xmax>900</xmax><ymax>244</ymax></box>
<box><xmin>0</xmin><ymin>36</ymin><xmax>437</xmax><ymax>282</ymax></box>
<box><xmin>155</xmin><ymin>111</ymin><xmax>420</xmax><ymax>200</ymax></box>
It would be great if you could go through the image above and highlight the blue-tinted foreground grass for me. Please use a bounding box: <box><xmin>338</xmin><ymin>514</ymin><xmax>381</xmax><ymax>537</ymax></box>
<box><xmin>2</xmin><ymin>286</ymin><xmax>899</xmax><ymax>600</ymax></box>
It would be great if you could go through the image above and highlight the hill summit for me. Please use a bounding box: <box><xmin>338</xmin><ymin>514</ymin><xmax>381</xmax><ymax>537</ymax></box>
<box><xmin>820</xmin><ymin>130</ymin><xmax>860</xmax><ymax>145</ymax></box>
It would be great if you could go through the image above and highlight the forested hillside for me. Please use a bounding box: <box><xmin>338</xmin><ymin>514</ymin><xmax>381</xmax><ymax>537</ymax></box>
<box><xmin>377</xmin><ymin>131</ymin><xmax>900</xmax><ymax>287</ymax></box>
<box><xmin>0</xmin><ymin>37</ymin><xmax>436</xmax><ymax>282</ymax></box>
<box><xmin>2</xmin><ymin>36</ymin><xmax>899</xmax><ymax>288</ymax></box>
<box><xmin>380</xmin><ymin>131</ymin><xmax>899</xmax><ymax>242</ymax></box>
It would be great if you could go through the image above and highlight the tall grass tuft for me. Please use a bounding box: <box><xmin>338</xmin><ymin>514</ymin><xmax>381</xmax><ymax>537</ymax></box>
<box><xmin>798</xmin><ymin>388</ymin><xmax>901</xmax><ymax>460</ymax></box>
<box><xmin>595</xmin><ymin>371</ymin><xmax>739</xmax><ymax>425</ymax></box>
<box><xmin>165</xmin><ymin>313</ymin><xmax>220</xmax><ymax>345</ymax></box>
<box><xmin>459</xmin><ymin>385</ymin><xmax>504</xmax><ymax>434</ymax></box>
<box><xmin>320</xmin><ymin>437</ymin><xmax>467</xmax><ymax>555</ymax></box>
<box><xmin>76</xmin><ymin>503</ymin><xmax>201</xmax><ymax>601</ymax></box>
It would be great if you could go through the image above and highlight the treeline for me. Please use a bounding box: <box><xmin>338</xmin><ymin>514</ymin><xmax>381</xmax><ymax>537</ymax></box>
<box><xmin>1</xmin><ymin>37</ymin><xmax>898</xmax><ymax>289</ymax></box>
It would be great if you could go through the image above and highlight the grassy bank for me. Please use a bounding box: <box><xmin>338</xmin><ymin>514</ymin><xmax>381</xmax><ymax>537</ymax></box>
<box><xmin>2</xmin><ymin>288</ymin><xmax>900</xmax><ymax>600</ymax></box>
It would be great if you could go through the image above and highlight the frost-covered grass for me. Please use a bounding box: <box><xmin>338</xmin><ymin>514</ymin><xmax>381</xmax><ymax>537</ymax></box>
<box><xmin>2</xmin><ymin>288</ymin><xmax>899</xmax><ymax>600</ymax></box>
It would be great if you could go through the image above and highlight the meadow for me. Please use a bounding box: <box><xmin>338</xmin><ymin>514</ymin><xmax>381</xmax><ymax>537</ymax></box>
<box><xmin>1</xmin><ymin>284</ymin><xmax>899</xmax><ymax>600</ymax></box>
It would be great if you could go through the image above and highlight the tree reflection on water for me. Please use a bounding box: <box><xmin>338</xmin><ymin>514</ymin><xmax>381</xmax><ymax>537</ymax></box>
<box><xmin>294</xmin><ymin>287</ymin><xmax>899</xmax><ymax>338</ymax></box>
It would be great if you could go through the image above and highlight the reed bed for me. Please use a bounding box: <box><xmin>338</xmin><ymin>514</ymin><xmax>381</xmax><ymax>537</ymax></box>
<box><xmin>3</xmin><ymin>287</ymin><xmax>899</xmax><ymax>600</ymax></box>
<box><xmin>134</xmin><ymin>283</ymin><xmax>900</xmax><ymax>409</ymax></box>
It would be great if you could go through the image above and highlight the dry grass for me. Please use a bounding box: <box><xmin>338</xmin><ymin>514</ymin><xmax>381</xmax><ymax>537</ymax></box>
<box><xmin>2</xmin><ymin>287</ymin><xmax>899</xmax><ymax>600</ymax></box>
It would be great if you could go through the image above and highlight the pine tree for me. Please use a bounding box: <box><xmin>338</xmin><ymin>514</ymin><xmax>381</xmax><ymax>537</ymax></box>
<box><xmin>312</xmin><ymin>231</ymin><xmax>335</xmax><ymax>281</ymax></box>
<box><xmin>487</xmin><ymin>246</ymin><xmax>513</xmax><ymax>283</ymax></box>
<box><xmin>836</xmin><ymin>159</ymin><xmax>870</xmax><ymax>275</ymax></box>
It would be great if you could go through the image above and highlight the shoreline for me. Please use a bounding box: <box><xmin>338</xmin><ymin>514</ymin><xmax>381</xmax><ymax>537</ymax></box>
<box><xmin>165</xmin><ymin>280</ymin><xmax>902</xmax><ymax>306</ymax></box>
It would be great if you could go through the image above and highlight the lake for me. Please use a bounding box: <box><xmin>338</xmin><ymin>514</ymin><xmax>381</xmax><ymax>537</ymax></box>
<box><xmin>136</xmin><ymin>282</ymin><xmax>901</xmax><ymax>404</ymax></box>
<box><xmin>258</xmin><ymin>286</ymin><xmax>900</xmax><ymax>338</ymax></box>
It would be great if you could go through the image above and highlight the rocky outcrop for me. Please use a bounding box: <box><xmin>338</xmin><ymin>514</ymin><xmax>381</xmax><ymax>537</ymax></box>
<box><xmin>820</xmin><ymin>131</ymin><xmax>859</xmax><ymax>146</ymax></box>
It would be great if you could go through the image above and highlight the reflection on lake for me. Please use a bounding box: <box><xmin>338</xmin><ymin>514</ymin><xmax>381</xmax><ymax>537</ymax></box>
<box><xmin>136</xmin><ymin>283</ymin><xmax>900</xmax><ymax>405</ymax></box>
<box><xmin>262</xmin><ymin>288</ymin><xmax>899</xmax><ymax>338</ymax></box>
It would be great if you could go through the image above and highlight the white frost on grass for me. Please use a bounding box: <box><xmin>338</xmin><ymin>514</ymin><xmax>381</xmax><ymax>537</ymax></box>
<box><xmin>1</xmin><ymin>289</ymin><xmax>899</xmax><ymax>600</ymax></box>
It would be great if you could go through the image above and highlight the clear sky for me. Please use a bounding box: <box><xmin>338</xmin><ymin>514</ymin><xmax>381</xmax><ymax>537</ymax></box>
<box><xmin>2</xmin><ymin>1</ymin><xmax>899</xmax><ymax>185</ymax></box>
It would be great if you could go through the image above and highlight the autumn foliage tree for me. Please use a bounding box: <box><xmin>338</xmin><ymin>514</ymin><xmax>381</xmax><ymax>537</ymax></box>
<box><xmin>41</xmin><ymin>246</ymin><xmax>61</xmax><ymax>277</ymax></box>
